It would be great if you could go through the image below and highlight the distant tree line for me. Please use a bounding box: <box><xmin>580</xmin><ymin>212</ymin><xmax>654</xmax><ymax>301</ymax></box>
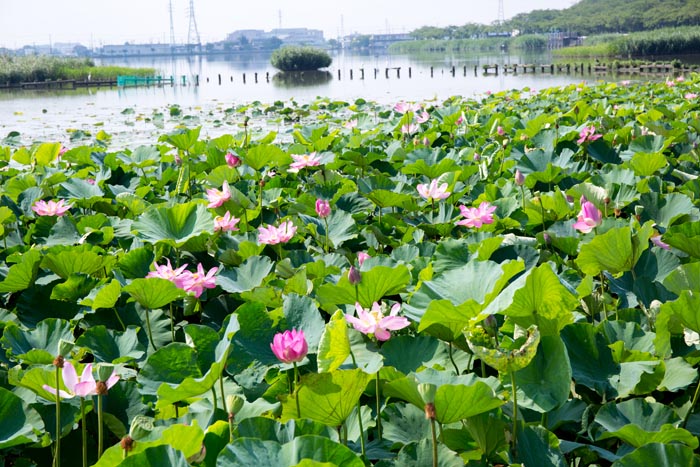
<box><xmin>408</xmin><ymin>0</ymin><xmax>700</xmax><ymax>39</ymax></box>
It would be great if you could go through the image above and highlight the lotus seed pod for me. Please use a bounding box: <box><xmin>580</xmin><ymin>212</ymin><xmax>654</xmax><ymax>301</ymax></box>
<box><xmin>418</xmin><ymin>383</ymin><xmax>437</xmax><ymax>404</ymax></box>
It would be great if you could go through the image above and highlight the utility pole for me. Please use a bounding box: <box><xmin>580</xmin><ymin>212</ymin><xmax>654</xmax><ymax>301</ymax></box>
<box><xmin>187</xmin><ymin>0</ymin><xmax>201</xmax><ymax>50</ymax></box>
<box><xmin>169</xmin><ymin>0</ymin><xmax>176</xmax><ymax>51</ymax></box>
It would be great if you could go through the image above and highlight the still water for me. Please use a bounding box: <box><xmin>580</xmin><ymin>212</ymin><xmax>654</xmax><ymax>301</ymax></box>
<box><xmin>0</xmin><ymin>50</ymin><xmax>634</xmax><ymax>147</ymax></box>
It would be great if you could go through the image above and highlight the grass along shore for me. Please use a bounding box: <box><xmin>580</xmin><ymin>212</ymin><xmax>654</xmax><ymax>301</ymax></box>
<box><xmin>0</xmin><ymin>55</ymin><xmax>156</xmax><ymax>85</ymax></box>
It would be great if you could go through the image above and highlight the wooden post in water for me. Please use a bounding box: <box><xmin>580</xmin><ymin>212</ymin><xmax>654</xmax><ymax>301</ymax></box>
<box><xmin>408</xmin><ymin>67</ymin><xmax>412</xmax><ymax>78</ymax></box>
<box><xmin>243</xmin><ymin>73</ymin><xmax>246</xmax><ymax>84</ymax></box>
<box><xmin>451</xmin><ymin>66</ymin><xmax>455</xmax><ymax>76</ymax></box>
<box><xmin>206</xmin><ymin>77</ymin><xmax>209</xmax><ymax>83</ymax></box>
<box><xmin>350</xmin><ymin>69</ymin><xmax>353</xmax><ymax>79</ymax></box>
<box><xmin>218</xmin><ymin>74</ymin><xmax>221</xmax><ymax>85</ymax></box>
<box><xmin>195</xmin><ymin>75</ymin><xmax>199</xmax><ymax>85</ymax></box>
<box><xmin>474</xmin><ymin>65</ymin><xmax>478</xmax><ymax>76</ymax></box>
<box><xmin>385</xmin><ymin>68</ymin><xmax>389</xmax><ymax>78</ymax></box>
<box><xmin>254</xmin><ymin>72</ymin><xmax>258</xmax><ymax>83</ymax></box>
<box><xmin>396</xmin><ymin>68</ymin><xmax>400</xmax><ymax>78</ymax></box>
<box><xmin>430</xmin><ymin>66</ymin><xmax>434</xmax><ymax>77</ymax></box>
<box><xmin>550</xmin><ymin>64</ymin><xmax>554</xmax><ymax>73</ymax></box>
<box><xmin>495</xmin><ymin>64</ymin><xmax>499</xmax><ymax>75</ymax></box>
<box><xmin>360</xmin><ymin>68</ymin><xmax>365</xmax><ymax>79</ymax></box>
<box><xmin>266</xmin><ymin>72</ymin><xmax>269</xmax><ymax>83</ymax></box>
<box><xmin>338</xmin><ymin>69</ymin><xmax>341</xmax><ymax>80</ymax></box>
<box><xmin>374</xmin><ymin>68</ymin><xmax>378</xmax><ymax>79</ymax></box>
<box><xmin>463</xmin><ymin>65</ymin><xmax>467</xmax><ymax>76</ymax></box>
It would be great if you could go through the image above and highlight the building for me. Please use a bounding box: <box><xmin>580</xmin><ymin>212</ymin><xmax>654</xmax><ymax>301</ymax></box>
<box><xmin>225</xmin><ymin>27</ymin><xmax>325</xmax><ymax>49</ymax></box>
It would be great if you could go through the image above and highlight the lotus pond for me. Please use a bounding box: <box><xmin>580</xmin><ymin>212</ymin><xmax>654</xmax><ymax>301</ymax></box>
<box><xmin>0</xmin><ymin>75</ymin><xmax>699</xmax><ymax>467</ymax></box>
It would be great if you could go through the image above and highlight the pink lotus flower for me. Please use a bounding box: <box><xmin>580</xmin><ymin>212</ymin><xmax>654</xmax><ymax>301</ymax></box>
<box><xmin>179</xmin><ymin>263</ymin><xmax>218</xmax><ymax>298</ymax></box>
<box><xmin>288</xmin><ymin>152</ymin><xmax>322</xmax><ymax>173</ymax></box>
<box><xmin>214</xmin><ymin>211</ymin><xmax>240</xmax><ymax>232</ymax></box>
<box><xmin>42</xmin><ymin>362</ymin><xmax>118</xmax><ymax>399</ymax></box>
<box><xmin>651</xmin><ymin>235</ymin><xmax>670</xmax><ymax>250</ymax></box>
<box><xmin>685</xmin><ymin>93</ymin><xmax>698</xmax><ymax>100</ymax></box>
<box><xmin>315</xmin><ymin>199</ymin><xmax>331</xmax><ymax>218</ymax></box>
<box><xmin>345</xmin><ymin>301</ymin><xmax>410</xmax><ymax>341</ymax></box>
<box><xmin>394</xmin><ymin>101</ymin><xmax>422</xmax><ymax>114</ymax></box>
<box><xmin>146</xmin><ymin>259</ymin><xmax>189</xmax><ymax>287</ymax></box>
<box><xmin>357</xmin><ymin>252</ymin><xmax>370</xmax><ymax>266</ymax></box>
<box><xmin>577</xmin><ymin>125</ymin><xmax>603</xmax><ymax>144</ymax></box>
<box><xmin>32</xmin><ymin>199</ymin><xmax>71</xmax><ymax>217</ymax></box>
<box><xmin>676</xmin><ymin>76</ymin><xmax>685</xmax><ymax>82</ymax></box>
<box><xmin>344</xmin><ymin>119</ymin><xmax>358</xmax><ymax>129</ymax></box>
<box><xmin>206</xmin><ymin>182</ymin><xmax>231</xmax><ymax>208</ymax></box>
<box><xmin>620</xmin><ymin>80</ymin><xmax>631</xmax><ymax>86</ymax></box>
<box><xmin>270</xmin><ymin>329</ymin><xmax>308</xmax><ymax>363</ymax></box>
<box><xmin>573</xmin><ymin>197</ymin><xmax>603</xmax><ymax>233</ymax></box>
<box><xmin>456</xmin><ymin>113</ymin><xmax>466</xmax><ymax>125</ymax></box>
<box><xmin>415</xmin><ymin>111</ymin><xmax>430</xmax><ymax>124</ymax></box>
<box><xmin>348</xmin><ymin>265</ymin><xmax>361</xmax><ymax>285</ymax></box>
<box><xmin>401</xmin><ymin>123</ymin><xmax>419</xmax><ymax>135</ymax></box>
<box><xmin>417</xmin><ymin>179</ymin><xmax>451</xmax><ymax>201</ymax></box>
<box><xmin>225</xmin><ymin>152</ymin><xmax>241</xmax><ymax>167</ymax></box>
<box><xmin>497</xmin><ymin>126</ymin><xmax>505</xmax><ymax>136</ymax></box>
<box><xmin>456</xmin><ymin>202</ymin><xmax>497</xmax><ymax>228</ymax></box>
<box><xmin>258</xmin><ymin>220</ymin><xmax>297</xmax><ymax>245</ymax></box>
<box><xmin>665</xmin><ymin>80</ymin><xmax>675</xmax><ymax>87</ymax></box>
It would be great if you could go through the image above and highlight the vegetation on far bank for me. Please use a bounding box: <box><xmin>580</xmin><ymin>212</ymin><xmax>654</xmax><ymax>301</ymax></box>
<box><xmin>0</xmin><ymin>55</ymin><xmax>155</xmax><ymax>84</ymax></box>
<box><xmin>270</xmin><ymin>46</ymin><xmax>332</xmax><ymax>72</ymax></box>
<box><xmin>554</xmin><ymin>26</ymin><xmax>700</xmax><ymax>58</ymax></box>
<box><xmin>389</xmin><ymin>34</ymin><xmax>548</xmax><ymax>54</ymax></box>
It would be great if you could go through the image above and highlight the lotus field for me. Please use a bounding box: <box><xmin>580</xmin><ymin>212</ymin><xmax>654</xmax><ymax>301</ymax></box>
<box><xmin>1</xmin><ymin>75</ymin><xmax>700</xmax><ymax>467</ymax></box>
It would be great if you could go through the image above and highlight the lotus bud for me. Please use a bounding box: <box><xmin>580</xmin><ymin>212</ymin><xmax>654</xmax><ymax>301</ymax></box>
<box><xmin>348</xmin><ymin>266</ymin><xmax>361</xmax><ymax>285</ymax></box>
<box><xmin>418</xmin><ymin>383</ymin><xmax>437</xmax><ymax>404</ymax></box>
<box><xmin>543</xmin><ymin>232</ymin><xmax>552</xmax><ymax>246</ymax></box>
<box><xmin>473</xmin><ymin>153</ymin><xmax>480</xmax><ymax>161</ymax></box>
<box><xmin>514</xmin><ymin>169</ymin><xmax>525</xmax><ymax>186</ymax></box>
<box><xmin>187</xmin><ymin>445</ymin><xmax>207</xmax><ymax>464</ymax></box>
<box><xmin>225</xmin><ymin>152</ymin><xmax>241</xmax><ymax>167</ymax></box>
<box><xmin>483</xmin><ymin>314</ymin><xmax>499</xmax><ymax>337</ymax></box>
<box><xmin>226</xmin><ymin>394</ymin><xmax>245</xmax><ymax>416</ymax></box>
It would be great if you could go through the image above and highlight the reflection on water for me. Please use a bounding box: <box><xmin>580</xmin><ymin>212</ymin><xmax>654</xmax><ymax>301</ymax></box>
<box><xmin>272</xmin><ymin>70</ymin><xmax>332</xmax><ymax>88</ymax></box>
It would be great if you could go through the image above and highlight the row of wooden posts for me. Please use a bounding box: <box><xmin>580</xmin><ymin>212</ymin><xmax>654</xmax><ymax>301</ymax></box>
<box><xmin>2</xmin><ymin>62</ymin><xmax>691</xmax><ymax>90</ymax></box>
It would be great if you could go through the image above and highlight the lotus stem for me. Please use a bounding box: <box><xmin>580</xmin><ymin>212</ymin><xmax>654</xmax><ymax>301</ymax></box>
<box><xmin>97</xmin><ymin>394</ymin><xmax>104</xmax><ymax>458</ymax></box>
<box><xmin>211</xmin><ymin>387</ymin><xmax>218</xmax><ymax>413</ymax></box>
<box><xmin>448</xmin><ymin>343</ymin><xmax>460</xmax><ymax>375</ymax></box>
<box><xmin>54</xmin><ymin>364</ymin><xmax>61</xmax><ymax>467</ymax></box>
<box><xmin>430</xmin><ymin>417</ymin><xmax>438</xmax><ymax>467</ymax></box>
<box><xmin>519</xmin><ymin>186</ymin><xmax>526</xmax><ymax>210</ymax></box>
<box><xmin>219</xmin><ymin>375</ymin><xmax>226</xmax><ymax>416</ymax></box>
<box><xmin>683</xmin><ymin>380</ymin><xmax>700</xmax><ymax>429</ymax></box>
<box><xmin>169</xmin><ymin>303</ymin><xmax>175</xmax><ymax>342</ymax></box>
<box><xmin>113</xmin><ymin>308</ymin><xmax>126</xmax><ymax>332</ymax></box>
<box><xmin>292</xmin><ymin>362</ymin><xmax>301</xmax><ymax>419</ymax></box>
<box><xmin>144</xmin><ymin>309</ymin><xmax>157</xmax><ymax>351</ymax></box>
<box><xmin>510</xmin><ymin>371</ymin><xmax>519</xmax><ymax>458</ymax></box>
<box><xmin>376</xmin><ymin>372</ymin><xmax>382</xmax><ymax>441</ymax></box>
<box><xmin>81</xmin><ymin>398</ymin><xmax>87</xmax><ymax>467</ymax></box>
<box><xmin>357</xmin><ymin>400</ymin><xmax>366</xmax><ymax>458</ymax></box>
<box><xmin>323</xmin><ymin>218</ymin><xmax>329</xmax><ymax>253</ymax></box>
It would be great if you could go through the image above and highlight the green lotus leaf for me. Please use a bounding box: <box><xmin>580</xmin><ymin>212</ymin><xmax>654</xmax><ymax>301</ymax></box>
<box><xmin>216</xmin><ymin>435</ymin><xmax>363</xmax><ymax>467</ymax></box>
<box><xmin>516</xmin><ymin>425</ymin><xmax>567</xmax><ymax>467</ymax></box>
<box><xmin>76</xmin><ymin>325</ymin><xmax>145</xmax><ymax>363</ymax></box>
<box><xmin>1</xmin><ymin>318</ymin><xmax>73</xmax><ymax>364</ymax></box>
<box><xmin>34</xmin><ymin>142</ymin><xmax>61</xmax><ymax>166</ymax></box>
<box><xmin>561</xmin><ymin>323</ymin><xmax>620</xmax><ymax>399</ymax></box>
<box><xmin>116</xmin><ymin>247</ymin><xmax>155</xmax><ymax>279</ymax></box>
<box><xmin>654</xmin><ymin>290</ymin><xmax>700</xmax><ymax>358</ymax></box>
<box><xmin>280</xmin><ymin>369</ymin><xmax>372</xmax><ymax>426</ymax></box>
<box><xmin>95</xmin><ymin>423</ymin><xmax>204</xmax><ymax>467</ymax></box>
<box><xmin>244</xmin><ymin>144</ymin><xmax>290</xmax><ymax>171</ymax></box>
<box><xmin>118</xmin><ymin>145</ymin><xmax>162</xmax><ymax>168</ymax></box>
<box><xmin>466</xmin><ymin>325</ymin><xmax>540</xmax><ymax>373</ymax></box>
<box><xmin>381</xmin><ymin>403</ymin><xmax>432</xmax><ymax>445</ymax></box>
<box><xmin>380</xmin><ymin>335</ymin><xmax>450</xmax><ymax>374</ymax></box>
<box><xmin>316</xmin><ymin>264</ymin><xmax>411</xmax><ymax>309</ymax></box>
<box><xmin>59</xmin><ymin>178</ymin><xmax>104</xmax><ymax>201</ymax></box>
<box><xmin>0</xmin><ymin>248</ymin><xmax>42</xmax><ymax>293</ymax></box>
<box><xmin>0</xmin><ymin>387</ymin><xmax>45</xmax><ymax>449</ymax></box>
<box><xmin>300</xmin><ymin>209</ymin><xmax>358</xmax><ymax>249</ymax></box>
<box><xmin>640</xmin><ymin>192</ymin><xmax>699</xmax><ymax>228</ymax></box>
<box><xmin>236</xmin><ymin>417</ymin><xmax>338</xmax><ymax>444</ymax></box>
<box><xmin>123</xmin><ymin>278</ymin><xmax>188</xmax><ymax>310</ymax></box>
<box><xmin>217</xmin><ymin>256</ymin><xmax>274</xmax><ymax>294</ymax></box>
<box><xmin>132</xmin><ymin>202</ymin><xmax>214</xmax><ymax>248</ymax></box>
<box><xmin>316</xmin><ymin>311</ymin><xmax>352</xmax><ymax>373</ymax></box>
<box><xmin>282</xmin><ymin>294</ymin><xmax>325</xmax><ymax>354</ymax></box>
<box><xmin>394</xmin><ymin>439</ymin><xmax>464</xmax><ymax>467</ymax></box>
<box><xmin>42</xmin><ymin>245</ymin><xmax>112</xmax><ymax>279</ymax></box>
<box><xmin>663</xmin><ymin>262</ymin><xmax>700</xmax><ymax>295</ymax></box>
<box><xmin>160</xmin><ymin>126</ymin><xmax>201</xmax><ymax>152</ymax></box>
<box><xmin>513</xmin><ymin>335</ymin><xmax>572</xmax><ymax>413</ymax></box>
<box><xmin>598</xmin><ymin>424</ymin><xmax>698</xmax><ymax>449</ymax></box>
<box><xmin>50</xmin><ymin>274</ymin><xmax>101</xmax><ymax>302</ymax></box>
<box><xmin>629</xmin><ymin>152</ymin><xmax>667</xmax><ymax>177</ymax></box>
<box><xmin>80</xmin><ymin>279</ymin><xmax>122</xmax><ymax>310</ymax></box>
<box><xmin>612</xmin><ymin>443</ymin><xmax>700</xmax><ymax>467</ymax></box>
<box><xmin>576</xmin><ymin>223</ymin><xmax>653</xmax><ymax>276</ymax></box>
<box><xmin>663</xmin><ymin>221</ymin><xmax>700</xmax><ymax>258</ymax></box>
<box><xmin>498</xmin><ymin>263</ymin><xmax>578</xmax><ymax>336</ymax></box>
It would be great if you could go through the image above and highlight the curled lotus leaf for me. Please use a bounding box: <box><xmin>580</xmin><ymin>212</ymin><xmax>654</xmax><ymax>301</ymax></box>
<box><xmin>465</xmin><ymin>325</ymin><xmax>540</xmax><ymax>373</ymax></box>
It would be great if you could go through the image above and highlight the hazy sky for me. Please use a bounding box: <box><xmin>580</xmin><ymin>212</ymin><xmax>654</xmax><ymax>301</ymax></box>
<box><xmin>1</xmin><ymin>0</ymin><xmax>574</xmax><ymax>48</ymax></box>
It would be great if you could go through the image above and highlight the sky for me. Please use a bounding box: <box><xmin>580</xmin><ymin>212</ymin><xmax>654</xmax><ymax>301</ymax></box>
<box><xmin>0</xmin><ymin>0</ymin><xmax>575</xmax><ymax>48</ymax></box>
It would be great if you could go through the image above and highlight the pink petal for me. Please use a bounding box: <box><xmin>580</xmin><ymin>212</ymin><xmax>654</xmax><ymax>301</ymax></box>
<box><xmin>62</xmin><ymin>361</ymin><xmax>79</xmax><ymax>392</ymax></box>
